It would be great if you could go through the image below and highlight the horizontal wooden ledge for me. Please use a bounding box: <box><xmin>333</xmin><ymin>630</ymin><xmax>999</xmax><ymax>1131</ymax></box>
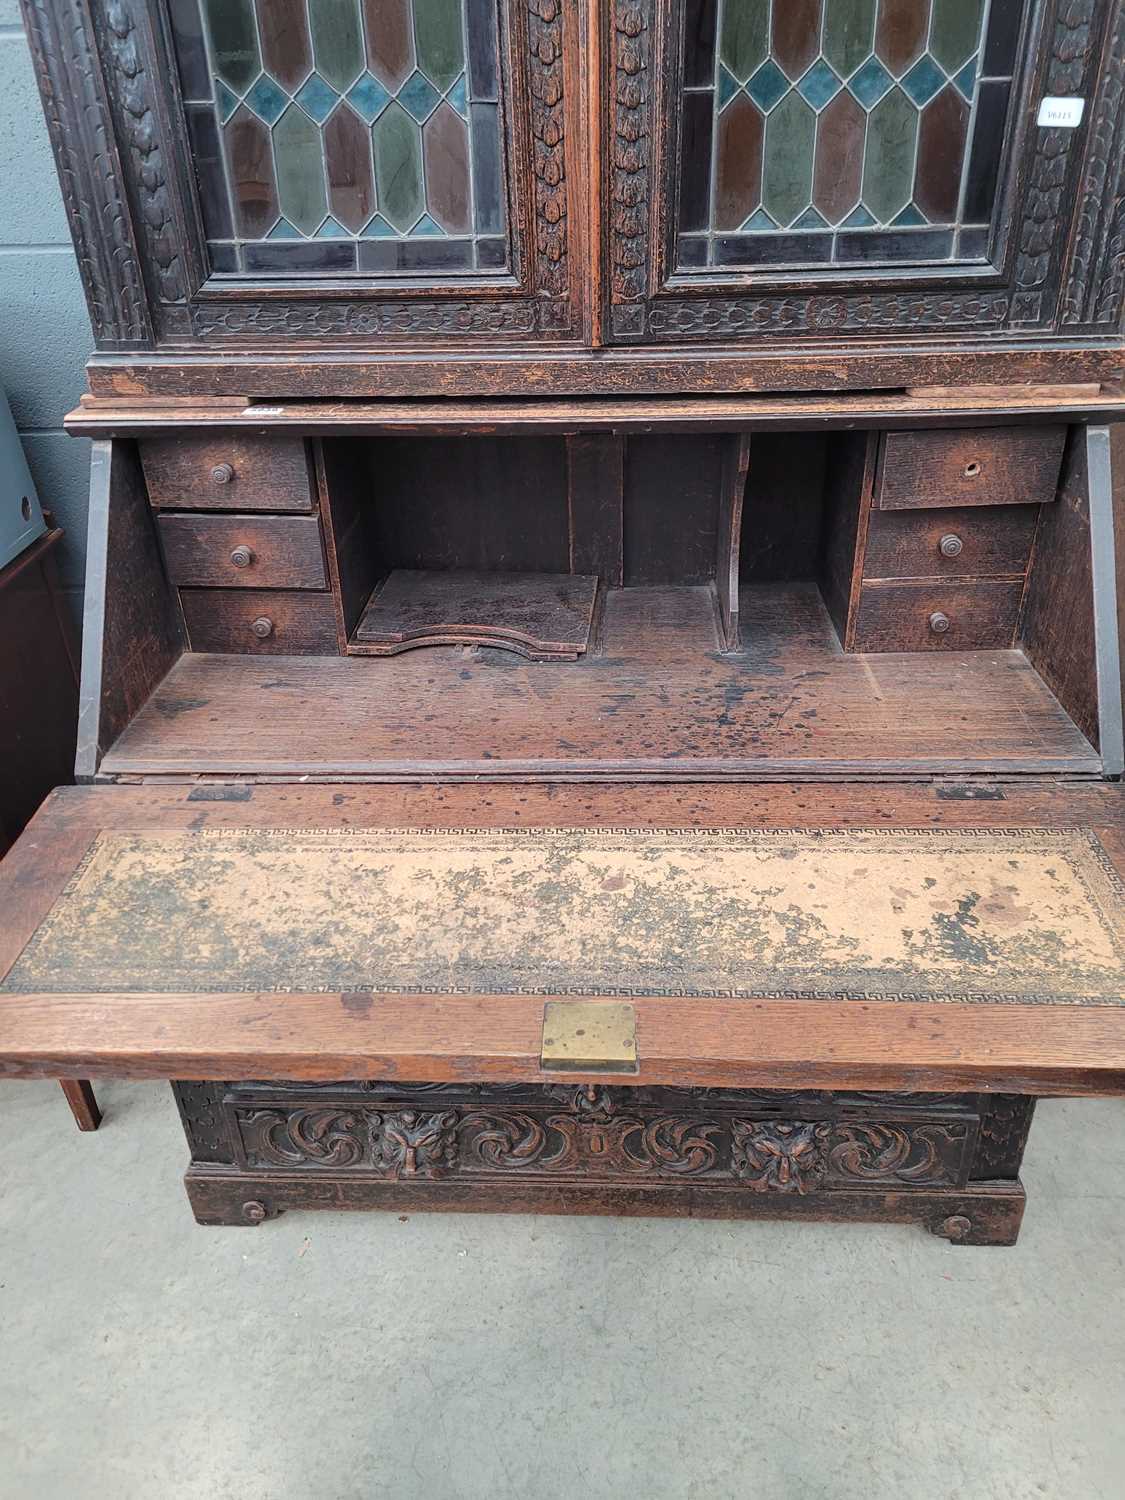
<box><xmin>65</xmin><ymin>388</ymin><xmax>1125</xmax><ymax>438</ymax></box>
<box><xmin>2</xmin><ymin>991</ymin><xmax>1125</xmax><ymax>1096</ymax></box>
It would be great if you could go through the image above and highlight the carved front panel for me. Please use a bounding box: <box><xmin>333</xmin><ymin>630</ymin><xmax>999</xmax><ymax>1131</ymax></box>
<box><xmin>223</xmin><ymin>1083</ymin><xmax>979</xmax><ymax>1192</ymax></box>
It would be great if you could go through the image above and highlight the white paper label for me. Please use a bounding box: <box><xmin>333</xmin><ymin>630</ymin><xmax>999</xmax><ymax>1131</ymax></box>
<box><xmin>243</xmin><ymin>405</ymin><xmax>285</xmax><ymax>416</ymax></box>
<box><xmin>1037</xmin><ymin>96</ymin><xmax>1085</xmax><ymax>128</ymax></box>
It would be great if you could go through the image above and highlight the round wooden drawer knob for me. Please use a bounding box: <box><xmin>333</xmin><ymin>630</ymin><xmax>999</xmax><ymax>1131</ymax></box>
<box><xmin>250</xmin><ymin>616</ymin><xmax>274</xmax><ymax>639</ymax></box>
<box><xmin>210</xmin><ymin>462</ymin><xmax>234</xmax><ymax>485</ymax></box>
<box><xmin>939</xmin><ymin>533</ymin><xmax>963</xmax><ymax>558</ymax></box>
<box><xmin>229</xmin><ymin>544</ymin><xmax>254</xmax><ymax>569</ymax></box>
<box><xmin>928</xmin><ymin>611</ymin><xmax>951</xmax><ymax>635</ymax></box>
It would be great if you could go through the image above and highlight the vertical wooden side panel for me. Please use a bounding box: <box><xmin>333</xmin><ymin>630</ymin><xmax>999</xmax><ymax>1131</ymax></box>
<box><xmin>566</xmin><ymin>434</ymin><xmax>624</xmax><ymax>584</ymax></box>
<box><xmin>76</xmin><ymin>440</ymin><xmax>184</xmax><ymax>780</ymax></box>
<box><xmin>820</xmin><ymin>431</ymin><xmax>878</xmax><ymax>650</ymax></box>
<box><xmin>1020</xmin><ymin>428</ymin><xmax>1100</xmax><ymax>753</ymax></box>
<box><xmin>316</xmin><ymin>439</ymin><xmax>379</xmax><ymax>645</ymax></box>
<box><xmin>1086</xmin><ymin>426</ymin><xmax>1124</xmax><ymax>775</ymax></box>
<box><xmin>716</xmin><ymin>432</ymin><xmax>751</xmax><ymax>651</ymax></box>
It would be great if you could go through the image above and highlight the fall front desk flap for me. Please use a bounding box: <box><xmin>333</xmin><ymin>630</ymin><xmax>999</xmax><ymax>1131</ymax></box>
<box><xmin>3</xmin><ymin>826</ymin><xmax>1123</xmax><ymax>1006</ymax></box>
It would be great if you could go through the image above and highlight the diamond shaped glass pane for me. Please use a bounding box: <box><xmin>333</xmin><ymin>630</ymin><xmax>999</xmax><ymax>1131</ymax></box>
<box><xmin>347</xmin><ymin>72</ymin><xmax>391</xmax><ymax>122</ymax></box>
<box><xmin>400</xmin><ymin>69</ymin><xmax>442</xmax><ymax>122</ymax></box>
<box><xmin>295</xmin><ymin>73</ymin><xmax>340</xmax><ymax>123</ymax></box>
<box><xmin>246</xmin><ymin>75</ymin><xmax>288</xmax><ymax>125</ymax></box>
<box><xmin>902</xmin><ymin>55</ymin><xmax>945</xmax><ymax>106</ymax></box>
<box><xmin>850</xmin><ymin>56</ymin><xmax>893</xmax><ymax>107</ymax></box>
<box><xmin>797</xmin><ymin>59</ymin><xmax>841</xmax><ymax>110</ymax></box>
<box><xmin>747</xmin><ymin>59</ymin><xmax>790</xmax><ymax>112</ymax></box>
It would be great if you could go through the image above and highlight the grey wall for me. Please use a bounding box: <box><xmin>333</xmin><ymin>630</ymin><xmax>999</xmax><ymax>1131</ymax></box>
<box><xmin>1</xmin><ymin>2</ymin><xmax>93</xmax><ymax>624</ymax></box>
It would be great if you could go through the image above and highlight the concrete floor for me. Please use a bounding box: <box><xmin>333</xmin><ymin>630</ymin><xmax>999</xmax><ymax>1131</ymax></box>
<box><xmin>1</xmin><ymin>1084</ymin><xmax>1123</xmax><ymax>1499</ymax></box>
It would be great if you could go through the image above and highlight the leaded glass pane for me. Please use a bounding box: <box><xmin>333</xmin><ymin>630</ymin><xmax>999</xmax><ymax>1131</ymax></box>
<box><xmin>677</xmin><ymin>0</ymin><xmax>1024</xmax><ymax>271</ymax></box>
<box><xmin>169</xmin><ymin>0</ymin><xmax>508</xmax><ymax>275</ymax></box>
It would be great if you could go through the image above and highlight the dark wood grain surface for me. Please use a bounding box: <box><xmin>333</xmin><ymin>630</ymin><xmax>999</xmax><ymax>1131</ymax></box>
<box><xmin>863</xmin><ymin>504</ymin><xmax>1038</xmax><ymax>581</ymax></box>
<box><xmin>179</xmin><ymin>588</ymin><xmax>339</xmax><ymax>655</ymax></box>
<box><xmin>877</xmin><ymin>426</ymin><xmax>1067</xmax><ymax>511</ymax></box>
<box><xmin>157</xmin><ymin>513</ymin><xmax>327</xmax><ymax>589</ymax></box>
<box><xmin>139</xmin><ymin>435</ymin><xmax>314</xmax><ymax>512</ymax></box>
<box><xmin>101</xmin><ymin>583</ymin><xmax>1098</xmax><ymax>778</ymax></box>
<box><xmin>852</xmin><ymin>580</ymin><xmax>1025</xmax><ymax>652</ymax></box>
<box><xmin>352</xmin><ymin>569</ymin><xmax>599</xmax><ymax>659</ymax></box>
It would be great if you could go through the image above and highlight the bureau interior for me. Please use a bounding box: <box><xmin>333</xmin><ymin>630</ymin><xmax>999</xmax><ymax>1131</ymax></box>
<box><xmin>108</xmin><ymin>423</ymin><xmax>1108</xmax><ymax>781</ymax></box>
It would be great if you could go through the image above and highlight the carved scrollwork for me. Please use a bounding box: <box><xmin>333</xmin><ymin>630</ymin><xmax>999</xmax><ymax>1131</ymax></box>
<box><xmin>731</xmin><ymin>1121</ymin><xmax>830</xmax><ymax>1194</ymax></box>
<box><xmin>1061</xmin><ymin>0</ymin><xmax>1125</xmax><ymax>327</ymax></box>
<box><xmin>645</xmin><ymin>293</ymin><xmax>1011</xmax><ymax>341</ymax></box>
<box><xmin>612</xmin><ymin>1</ymin><xmax>652</xmax><ymax>302</ymax></box>
<box><xmin>528</xmin><ymin>0</ymin><xmax>567</xmax><ymax>295</ymax></box>
<box><xmin>96</xmin><ymin>0</ymin><xmax>185</xmax><ymax>305</ymax></box>
<box><xmin>828</xmin><ymin>1124</ymin><xmax>967</xmax><ymax>1187</ymax></box>
<box><xmin>1014</xmin><ymin>0</ymin><xmax>1098</xmax><ymax>306</ymax></box>
<box><xmin>227</xmin><ymin>1085</ymin><xmax>982</xmax><ymax>1193</ymax></box>
<box><xmin>240</xmin><ymin>1108</ymin><xmax>366</xmax><ymax>1168</ymax></box>
<box><xmin>191</xmin><ymin>301</ymin><xmax>540</xmax><ymax>339</ymax></box>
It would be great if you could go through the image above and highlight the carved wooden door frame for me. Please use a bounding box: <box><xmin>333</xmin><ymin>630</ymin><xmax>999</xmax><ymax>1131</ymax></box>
<box><xmin>603</xmin><ymin>0</ymin><xmax>1125</xmax><ymax>349</ymax></box>
<box><xmin>21</xmin><ymin>0</ymin><xmax>588</xmax><ymax>350</ymax></box>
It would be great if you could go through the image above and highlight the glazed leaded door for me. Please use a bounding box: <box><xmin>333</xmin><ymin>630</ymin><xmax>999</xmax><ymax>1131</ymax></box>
<box><xmin>25</xmin><ymin>0</ymin><xmax>582</xmax><ymax>346</ymax></box>
<box><xmin>606</xmin><ymin>0</ymin><xmax>1118</xmax><ymax>347</ymax></box>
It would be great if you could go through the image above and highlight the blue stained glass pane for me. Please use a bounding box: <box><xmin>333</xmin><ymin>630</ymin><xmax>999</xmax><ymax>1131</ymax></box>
<box><xmin>217</xmin><ymin>81</ymin><xmax>238</xmax><ymax>121</ymax></box>
<box><xmin>892</xmin><ymin>203</ymin><xmax>927</xmax><ymax>226</ymax></box>
<box><xmin>448</xmin><ymin>75</ymin><xmax>468</xmax><ymax>117</ymax></box>
<box><xmin>316</xmin><ymin>216</ymin><xmax>350</xmax><ymax>237</ymax></box>
<box><xmin>346</xmin><ymin>72</ymin><xmax>391</xmax><ymax>122</ymax></box>
<box><xmin>902</xmin><ymin>55</ymin><xmax>945</xmax><ymax>106</ymax></box>
<box><xmin>246</xmin><ymin>75</ymin><xmax>288</xmax><ymax>124</ymax></box>
<box><xmin>362</xmin><ymin>214</ymin><xmax>397</xmax><ymax>237</ymax></box>
<box><xmin>793</xmin><ymin>206</ymin><xmax>828</xmax><ymax>229</ymax></box>
<box><xmin>295</xmin><ymin>73</ymin><xmax>340</xmax><ymax>123</ymax></box>
<box><xmin>953</xmin><ymin>56</ymin><xmax>978</xmax><ymax>101</ymax></box>
<box><xmin>797</xmin><ymin>60</ymin><xmax>841</xmax><ymax>111</ymax></box>
<box><xmin>747</xmin><ymin>60</ymin><xmax>789</xmax><ymax>112</ymax></box>
<box><xmin>741</xmin><ymin>207</ymin><xmax>777</xmax><ymax>231</ymax></box>
<box><xmin>413</xmin><ymin>213</ymin><xmax>446</xmax><ymax>236</ymax></box>
<box><xmin>842</xmin><ymin>203</ymin><xmax>877</xmax><ymax>226</ymax></box>
<box><xmin>268</xmin><ymin>218</ymin><xmax>302</xmax><ymax>238</ymax></box>
<box><xmin>718</xmin><ymin>65</ymin><xmax>740</xmax><ymax>109</ymax></box>
<box><xmin>400</xmin><ymin>70</ymin><xmax>442</xmax><ymax>122</ymax></box>
<box><xmin>849</xmin><ymin>56</ymin><xmax>893</xmax><ymax>107</ymax></box>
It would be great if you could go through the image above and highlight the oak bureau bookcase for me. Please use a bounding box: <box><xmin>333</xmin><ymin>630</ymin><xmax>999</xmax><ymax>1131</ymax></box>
<box><xmin>3</xmin><ymin>0</ymin><xmax>1125</xmax><ymax>1243</ymax></box>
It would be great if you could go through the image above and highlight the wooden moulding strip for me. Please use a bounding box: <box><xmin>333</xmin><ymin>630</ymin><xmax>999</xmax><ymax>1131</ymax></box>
<box><xmin>64</xmin><ymin>389</ymin><xmax>1125</xmax><ymax>439</ymax></box>
<box><xmin>2</xmin><ymin>990</ymin><xmax>1125</xmax><ymax>1096</ymax></box>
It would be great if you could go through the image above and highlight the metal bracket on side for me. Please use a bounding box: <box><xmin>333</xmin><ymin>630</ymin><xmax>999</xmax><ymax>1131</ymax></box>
<box><xmin>540</xmin><ymin>1002</ymin><xmax>639</xmax><ymax>1074</ymax></box>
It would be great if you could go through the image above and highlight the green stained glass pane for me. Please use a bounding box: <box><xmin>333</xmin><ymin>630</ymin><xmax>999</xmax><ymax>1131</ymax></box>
<box><xmin>823</xmin><ymin>0</ymin><xmax>876</xmax><ymax>79</ymax></box>
<box><xmin>413</xmin><ymin>0</ymin><xmax>466</xmax><ymax>92</ymax></box>
<box><xmin>862</xmin><ymin>85</ymin><xmax>917</xmax><ymax>221</ymax></box>
<box><xmin>762</xmin><ymin>92</ymin><xmax>815</xmax><ymax>227</ymax></box>
<box><xmin>373</xmin><ymin>100</ymin><xmax>424</xmax><ymax>229</ymax></box>
<box><xmin>719</xmin><ymin>0</ymin><xmax>768</xmax><ymax>84</ymax></box>
<box><xmin>273</xmin><ymin>105</ymin><xmax>328</xmax><ymax>233</ymax></box>
<box><xmin>204</xmin><ymin>0</ymin><xmax>260</xmax><ymax>92</ymax></box>
<box><xmin>309</xmin><ymin>0</ymin><xmax>365</xmax><ymax>90</ymax></box>
<box><xmin>930</xmin><ymin>0</ymin><xmax>985</xmax><ymax>72</ymax></box>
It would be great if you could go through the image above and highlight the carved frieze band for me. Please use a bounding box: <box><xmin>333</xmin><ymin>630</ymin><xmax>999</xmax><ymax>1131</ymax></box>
<box><xmin>611</xmin><ymin>1</ymin><xmax>652</xmax><ymax>305</ymax></box>
<box><xmin>19</xmin><ymin>0</ymin><xmax>152</xmax><ymax>345</ymax></box>
<box><xmin>232</xmin><ymin>1086</ymin><xmax>974</xmax><ymax>1193</ymax></box>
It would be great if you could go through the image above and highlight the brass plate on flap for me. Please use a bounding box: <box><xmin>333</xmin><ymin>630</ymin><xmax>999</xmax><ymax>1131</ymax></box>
<box><xmin>541</xmin><ymin>1002</ymin><xmax>638</xmax><ymax>1074</ymax></box>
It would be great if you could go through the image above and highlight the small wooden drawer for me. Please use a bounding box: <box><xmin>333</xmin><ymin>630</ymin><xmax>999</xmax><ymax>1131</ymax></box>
<box><xmin>140</xmin><ymin>435</ymin><xmax>314</xmax><ymax>512</ymax></box>
<box><xmin>863</xmin><ymin>504</ymin><xmax>1038</xmax><ymax>581</ymax></box>
<box><xmin>852</xmin><ymin>581</ymin><xmax>1025</xmax><ymax>652</ymax></box>
<box><xmin>180</xmin><ymin>589</ymin><xmax>339</xmax><ymax>654</ymax></box>
<box><xmin>158</xmin><ymin>514</ymin><xmax>326</xmax><ymax>589</ymax></box>
<box><xmin>876</xmin><ymin>426</ymin><xmax>1066</xmax><ymax>511</ymax></box>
